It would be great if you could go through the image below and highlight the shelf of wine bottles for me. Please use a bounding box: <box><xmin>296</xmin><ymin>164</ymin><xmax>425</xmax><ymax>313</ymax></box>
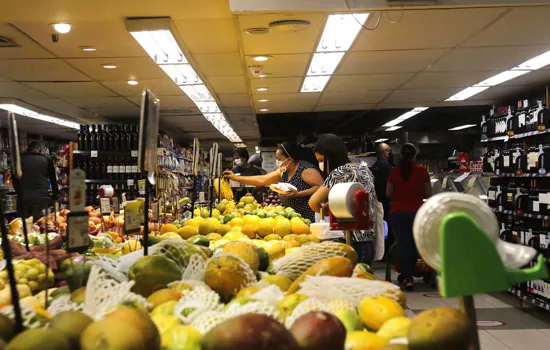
<box><xmin>78</xmin><ymin>124</ymin><xmax>139</xmax><ymax>151</ymax></box>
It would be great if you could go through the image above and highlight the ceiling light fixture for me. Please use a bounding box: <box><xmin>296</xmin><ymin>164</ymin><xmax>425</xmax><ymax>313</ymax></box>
<box><xmin>260</xmin><ymin>109</ymin><xmax>269</xmax><ymax>112</ymax></box>
<box><xmin>383</xmin><ymin>107</ymin><xmax>429</xmax><ymax>127</ymax></box>
<box><xmin>234</xmin><ymin>143</ymin><xmax>247</xmax><ymax>148</ymax></box>
<box><xmin>103</xmin><ymin>64</ymin><xmax>117</xmax><ymax>69</ymax></box>
<box><xmin>301</xmin><ymin>13</ymin><xmax>369</xmax><ymax>93</ymax></box>
<box><xmin>256</xmin><ymin>87</ymin><xmax>269</xmax><ymax>92</ymax></box>
<box><xmin>386</xmin><ymin>126</ymin><xmax>402</xmax><ymax>131</ymax></box>
<box><xmin>259</xmin><ymin>74</ymin><xmax>270</xmax><ymax>78</ymax></box>
<box><xmin>375</xmin><ymin>138</ymin><xmax>388</xmax><ymax>142</ymax></box>
<box><xmin>126</xmin><ymin>17</ymin><xmax>243</xmax><ymax>143</ymax></box>
<box><xmin>0</xmin><ymin>104</ymin><xmax>79</xmax><ymax>129</ymax></box>
<box><xmin>445</xmin><ymin>50</ymin><xmax>550</xmax><ymax>101</ymax></box>
<box><xmin>252</xmin><ymin>56</ymin><xmax>270</xmax><ymax>62</ymax></box>
<box><xmin>258</xmin><ymin>99</ymin><xmax>269</xmax><ymax>103</ymax></box>
<box><xmin>51</xmin><ymin>23</ymin><xmax>72</xmax><ymax>34</ymax></box>
<box><xmin>449</xmin><ymin>124</ymin><xmax>477</xmax><ymax>131</ymax></box>
<box><xmin>80</xmin><ymin>46</ymin><xmax>97</xmax><ymax>52</ymax></box>
<box><xmin>127</xmin><ymin>80</ymin><xmax>139</xmax><ymax>85</ymax></box>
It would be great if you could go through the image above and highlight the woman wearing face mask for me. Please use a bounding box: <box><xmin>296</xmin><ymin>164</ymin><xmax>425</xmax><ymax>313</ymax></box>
<box><xmin>223</xmin><ymin>142</ymin><xmax>323</xmax><ymax>221</ymax></box>
<box><xmin>308</xmin><ymin>134</ymin><xmax>377</xmax><ymax>265</ymax></box>
<box><xmin>231</xmin><ymin>148</ymin><xmax>262</xmax><ymax>202</ymax></box>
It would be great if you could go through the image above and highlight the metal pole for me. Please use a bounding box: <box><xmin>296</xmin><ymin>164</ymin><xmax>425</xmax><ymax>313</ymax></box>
<box><xmin>460</xmin><ymin>296</ymin><xmax>480</xmax><ymax>350</ymax></box>
<box><xmin>345</xmin><ymin>230</ymin><xmax>352</xmax><ymax>246</ymax></box>
<box><xmin>143</xmin><ymin>180</ymin><xmax>150</xmax><ymax>256</ymax></box>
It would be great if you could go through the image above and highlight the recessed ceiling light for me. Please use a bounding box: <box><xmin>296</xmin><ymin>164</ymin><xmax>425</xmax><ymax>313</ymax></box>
<box><xmin>259</xmin><ymin>74</ymin><xmax>270</xmax><ymax>78</ymax></box>
<box><xmin>256</xmin><ymin>87</ymin><xmax>268</xmax><ymax>92</ymax></box>
<box><xmin>258</xmin><ymin>99</ymin><xmax>269</xmax><ymax>103</ymax></box>
<box><xmin>375</xmin><ymin>138</ymin><xmax>388</xmax><ymax>142</ymax></box>
<box><xmin>51</xmin><ymin>23</ymin><xmax>72</xmax><ymax>34</ymax></box>
<box><xmin>244</xmin><ymin>28</ymin><xmax>270</xmax><ymax>35</ymax></box>
<box><xmin>80</xmin><ymin>46</ymin><xmax>97</xmax><ymax>52</ymax></box>
<box><xmin>103</xmin><ymin>64</ymin><xmax>117</xmax><ymax>69</ymax></box>
<box><xmin>127</xmin><ymin>80</ymin><xmax>138</xmax><ymax>85</ymax></box>
<box><xmin>260</xmin><ymin>109</ymin><xmax>269</xmax><ymax>112</ymax></box>
<box><xmin>252</xmin><ymin>56</ymin><xmax>270</xmax><ymax>62</ymax></box>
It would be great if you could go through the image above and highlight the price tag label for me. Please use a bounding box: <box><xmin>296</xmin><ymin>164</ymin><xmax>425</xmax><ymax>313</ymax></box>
<box><xmin>127</xmin><ymin>179</ymin><xmax>135</xmax><ymax>186</ymax></box>
<box><xmin>91</xmin><ymin>150</ymin><xmax>98</xmax><ymax>158</ymax></box>
<box><xmin>112</xmin><ymin>197</ymin><xmax>120</xmax><ymax>214</ymax></box>
<box><xmin>138</xmin><ymin>179</ymin><xmax>146</xmax><ymax>196</ymax></box>
<box><xmin>66</xmin><ymin>212</ymin><xmax>90</xmax><ymax>252</ymax></box>
<box><xmin>199</xmin><ymin>192</ymin><xmax>205</xmax><ymax>202</ymax></box>
<box><xmin>124</xmin><ymin>201</ymin><xmax>141</xmax><ymax>233</ymax></box>
<box><xmin>151</xmin><ymin>202</ymin><xmax>159</xmax><ymax>221</ymax></box>
<box><xmin>69</xmin><ymin>169</ymin><xmax>86</xmax><ymax>212</ymax></box>
<box><xmin>131</xmin><ymin>150</ymin><xmax>138</xmax><ymax>157</ymax></box>
<box><xmin>100</xmin><ymin>198</ymin><xmax>110</xmax><ymax>216</ymax></box>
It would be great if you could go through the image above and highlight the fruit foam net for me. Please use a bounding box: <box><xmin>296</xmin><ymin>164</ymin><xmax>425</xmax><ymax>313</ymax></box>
<box><xmin>284</xmin><ymin>298</ymin><xmax>331</xmax><ymax>328</ymax></box>
<box><xmin>47</xmin><ymin>295</ymin><xmax>83</xmax><ymax>316</ymax></box>
<box><xmin>1</xmin><ymin>302</ymin><xmax>43</xmax><ymax>329</ymax></box>
<box><xmin>174</xmin><ymin>286</ymin><xmax>222</xmax><ymax>324</ymax></box>
<box><xmin>297</xmin><ymin>276</ymin><xmax>403</xmax><ymax>306</ymax></box>
<box><xmin>271</xmin><ymin>242</ymin><xmax>352</xmax><ymax>281</ymax></box>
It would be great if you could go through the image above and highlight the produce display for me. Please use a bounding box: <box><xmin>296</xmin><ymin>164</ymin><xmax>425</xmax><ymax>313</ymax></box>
<box><xmin>0</xmin><ymin>194</ymin><xmax>475</xmax><ymax>350</ymax></box>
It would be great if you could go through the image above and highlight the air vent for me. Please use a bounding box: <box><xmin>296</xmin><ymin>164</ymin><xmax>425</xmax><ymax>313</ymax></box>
<box><xmin>244</xmin><ymin>27</ymin><xmax>270</xmax><ymax>35</ymax></box>
<box><xmin>269</xmin><ymin>20</ymin><xmax>311</xmax><ymax>33</ymax></box>
<box><xmin>0</xmin><ymin>36</ymin><xmax>19</xmax><ymax>48</ymax></box>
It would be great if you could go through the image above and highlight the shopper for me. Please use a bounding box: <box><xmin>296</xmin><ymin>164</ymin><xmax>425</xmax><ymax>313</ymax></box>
<box><xmin>309</xmin><ymin>134</ymin><xmax>377</xmax><ymax>265</ymax></box>
<box><xmin>248</xmin><ymin>153</ymin><xmax>267</xmax><ymax>175</ymax></box>
<box><xmin>13</xmin><ymin>140</ymin><xmax>58</xmax><ymax>221</ymax></box>
<box><xmin>230</xmin><ymin>147</ymin><xmax>262</xmax><ymax>202</ymax></box>
<box><xmin>224</xmin><ymin>142</ymin><xmax>323</xmax><ymax>221</ymax></box>
<box><xmin>387</xmin><ymin>143</ymin><xmax>432</xmax><ymax>290</ymax></box>
<box><xmin>371</xmin><ymin>143</ymin><xmax>393</xmax><ymax>216</ymax></box>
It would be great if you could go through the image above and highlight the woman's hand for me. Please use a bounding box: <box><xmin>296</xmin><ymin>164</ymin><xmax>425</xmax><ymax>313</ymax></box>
<box><xmin>280</xmin><ymin>188</ymin><xmax>299</xmax><ymax>198</ymax></box>
<box><xmin>223</xmin><ymin>170</ymin><xmax>236</xmax><ymax>180</ymax></box>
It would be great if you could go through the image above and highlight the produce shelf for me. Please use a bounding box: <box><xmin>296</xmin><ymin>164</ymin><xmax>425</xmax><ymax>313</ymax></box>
<box><xmin>509</xmin><ymin>286</ymin><xmax>550</xmax><ymax>311</ymax></box>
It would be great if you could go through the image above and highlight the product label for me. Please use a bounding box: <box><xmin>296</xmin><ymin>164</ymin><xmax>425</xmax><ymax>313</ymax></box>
<box><xmin>528</xmin><ymin>152</ymin><xmax>538</xmax><ymax>169</ymax></box>
<box><xmin>113</xmin><ymin>165</ymin><xmax>120</xmax><ymax>173</ymax></box>
<box><xmin>107</xmin><ymin>166</ymin><xmax>113</xmax><ymax>174</ymax></box>
<box><xmin>125</xmin><ymin>165</ymin><xmax>132</xmax><ymax>173</ymax></box>
<box><xmin>138</xmin><ymin>179</ymin><xmax>146</xmax><ymax>196</ymax></box>
<box><xmin>132</xmin><ymin>165</ymin><xmax>138</xmax><ymax>173</ymax></box>
<box><xmin>151</xmin><ymin>202</ymin><xmax>159</xmax><ymax>221</ymax></box>
<box><xmin>131</xmin><ymin>150</ymin><xmax>138</xmax><ymax>157</ymax></box>
<box><xmin>488</xmin><ymin>190</ymin><xmax>496</xmax><ymax>200</ymax></box>
<box><xmin>503</xmin><ymin>157</ymin><xmax>510</xmax><ymax>167</ymax></box>
<box><xmin>518</xmin><ymin>113</ymin><xmax>526</xmax><ymax>127</ymax></box>
<box><xmin>91</xmin><ymin>150</ymin><xmax>98</xmax><ymax>158</ymax></box>
<box><xmin>100</xmin><ymin>198</ymin><xmax>110</xmax><ymax>216</ymax></box>
<box><xmin>533</xmin><ymin>201</ymin><xmax>540</xmax><ymax>212</ymax></box>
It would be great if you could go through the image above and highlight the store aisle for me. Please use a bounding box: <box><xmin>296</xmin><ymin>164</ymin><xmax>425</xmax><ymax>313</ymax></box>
<box><xmin>374</xmin><ymin>265</ymin><xmax>550</xmax><ymax>350</ymax></box>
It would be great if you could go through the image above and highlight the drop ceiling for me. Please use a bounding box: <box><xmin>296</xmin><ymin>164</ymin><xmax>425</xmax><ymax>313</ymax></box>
<box><xmin>1</xmin><ymin>1</ymin><xmax>550</xmax><ymax>147</ymax></box>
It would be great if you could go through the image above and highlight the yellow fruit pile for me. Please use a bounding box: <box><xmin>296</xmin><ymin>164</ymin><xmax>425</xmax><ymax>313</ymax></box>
<box><xmin>0</xmin><ymin>258</ymin><xmax>54</xmax><ymax>294</ymax></box>
<box><xmin>213</xmin><ymin>178</ymin><xmax>233</xmax><ymax>200</ymax></box>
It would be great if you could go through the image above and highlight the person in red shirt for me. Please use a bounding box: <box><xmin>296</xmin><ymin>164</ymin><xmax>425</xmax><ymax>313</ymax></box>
<box><xmin>386</xmin><ymin>143</ymin><xmax>432</xmax><ymax>290</ymax></box>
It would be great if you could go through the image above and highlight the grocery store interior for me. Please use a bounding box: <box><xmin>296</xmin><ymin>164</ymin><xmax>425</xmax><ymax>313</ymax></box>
<box><xmin>1</xmin><ymin>0</ymin><xmax>550</xmax><ymax>349</ymax></box>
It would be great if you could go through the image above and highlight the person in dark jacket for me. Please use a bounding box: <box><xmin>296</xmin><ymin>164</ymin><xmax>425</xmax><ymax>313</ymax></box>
<box><xmin>13</xmin><ymin>141</ymin><xmax>58</xmax><ymax>221</ymax></box>
<box><xmin>371</xmin><ymin>142</ymin><xmax>393</xmax><ymax>216</ymax></box>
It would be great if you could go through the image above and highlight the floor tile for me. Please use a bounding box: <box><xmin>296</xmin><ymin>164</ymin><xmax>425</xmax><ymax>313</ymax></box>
<box><xmin>487</xmin><ymin>330</ymin><xmax>550</xmax><ymax>350</ymax></box>
<box><xmin>478</xmin><ymin>330</ymin><xmax>511</xmax><ymax>350</ymax></box>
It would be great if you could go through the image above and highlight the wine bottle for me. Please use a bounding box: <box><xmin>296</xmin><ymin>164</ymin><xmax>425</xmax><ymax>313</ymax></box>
<box><xmin>107</xmin><ymin>156</ymin><xmax>113</xmax><ymax>180</ymax></box>
<box><xmin>132</xmin><ymin>125</ymin><xmax>139</xmax><ymax>150</ymax></box>
<box><xmin>125</xmin><ymin>125</ymin><xmax>132</xmax><ymax>150</ymax></box>
<box><xmin>124</xmin><ymin>157</ymin><xmax>132</xmax><ymax>179</ymax></box>
<box><xmin>113</xmin><ymin>125</ymin><xmax>120</xmax><ymax>150</ymax></box>
<box><xmin>120</xmin><ymin>125</ymin><xmax>127</xmax><ymax>150</ymax></box>
<box><xmin>78</xmin><ymin>125</ymin><xmax>86</xmax><ymax>149</ymax></box>
<box><xmin>84</xmin><ymin>125</ymin><xmax>91</xmax><ymax>151</ymax></box>
<box><xmin>107</xmin><ymin>125</ymin><xmax>114</xmax><ymax>150</ymax></box>
<box><xmin>112</xmin><ymin>156</ymin><xmax>120</xmax><ymax>179</ymax></box>
<box><xmin>89</xmin><ymin>125</ymin><xmax>97</xmax><ymax>150</ymax></box>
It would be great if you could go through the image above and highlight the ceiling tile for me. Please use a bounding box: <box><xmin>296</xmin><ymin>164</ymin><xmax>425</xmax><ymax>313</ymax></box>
<box><xmin>252</xmin><ymin>92</ymin><xmax>320</xmax><ymax>108</ymax></box>
<box><xmin>22</xmin><ymin>82</ymin><xmax>117</xmax><ymax>98</ymax></box>
<box><xmin>327</xmin><ymin>73</ymin><xmax>414</xmax><ymax>91</ymax></box>
<box><xmin>174</xmin><ymin>18</ymin><xmax>239</xmax><ymax>54</ymax></box>
<box><xmin>383</xmin><ymin>88</ymin><xmax>459</xmax><ymax>104</ymax></box>
<box><xmin>501</xmin><ymin>69</ymin><xmax>550</xmax><ymax>87</ymax></box>
<box><xmin>224</xmin><ymin>107</ymin><xmax>255</xmax><ymax>115</ymax></box>
<box><xmin>219</xmin><ymin>93</ymin><xmax>250</xmax><ymax>107</ymax></box>
<box><xmin>377</xmin><ymin>101</ymin><xmax>439</xmax><ymax>109</ymax></box>
<box><xmin>0</xmin><ymin>82</ymin><xmax>50</xmax><ymax>100</ymax></box>
<box><xmin>337</xmin><ymin>50</ymin><xmax>447</xmax><ymax>75</ymax></box>
<box><xmin>353</xmin><ymin>8</ymin><xmax>506</xmax><ymax>51</ymax></box>
<box><xmin>0</xmin><ymin>24</ymin><xmax>54</xmax><ymax>59</ymax></box>
<box><xmin>66</xmin><ymin>57</ymin><xmax>166</xmax><ymax>81</ymax></box>
<box><xmin>429</xmin><ymin>46</ymin><xmax>550</xmax><ymax>71</ymax></box>
<box><xmin>208</xmin><ymin>76</ymin><xmax>248</xmax><ymax>94</ymax></box>
<box><xmin>19</xmin><ymin>97</ymin><xmax>98</xmax><ymax>122</ymax></box>
<box><xmin>469</xmin><ymin>85</ymin><xmax>535</xmax><ymax>101</ymax></box>
<box><xmin>66</xmin><ymin>97</ymin><xmax>135</xmax><ymax>109</ymax></box>
<box><xmin>0</xmin><ymin>59</ymin><xmax>91</xmax><ymax>81</ymax></box>
<box><xmin>239</xmin><ymin>13</ymin><xmax>326</xmax><ymax>55</ymax></box>
<box><xmin>402</xmin><ymin>71</ymin><xmax>499</xmax><ymax>89</ymax></box>
<box><xmin>314</xmin><ymin>104</ymin><xmax>375</xmax><ymax>112</ymax></box>
<box><xmin>194</xmin><ymin>53</ymin><xmax>244</xmax><ymax>76</ymax></box>
<box><xmin>247</xmin><ymin>54</ymin><xmax>310</xmax><ymax>78</ymax></box>
<box><xmin>89</xmin><ymin>105</ymin><xmax>140</xmax><ymax>118</ymax></box>
<box><xmin>160</xmin><ymin>114</ymin><xmax>206</xmax><ymax>124</ymax></box>
<box><xmin>462</xmin><ymin>7</ymin><xmax>550</xmax><ymax>47</ymax></box>
<box><xmin>437</xmin><ymin>100</ymin><xmax>494</xmax><ymax>107</ymax></box>
<box><xmin>127</xmin><ymin>95</ymin><xmax>195</xmax><ymax>109</ymax></box>
<box><xmin>318</xmin><ymin>90</ymin><xmax>390</xmax><ymax>105</ymax></box>
<box><xmin>257</xmin><ymin>106</ymin><xmax>314</xmax><ymax>113</ymax></box>
<box><xmin>250</xmin><ymin>77</ymin><xmax>302</xmax><ymax>94</ymax></box>
<box><xmin>102</xmin><ymin>79</ymin><xmax>183</xmax><ymax>97</ymax></box>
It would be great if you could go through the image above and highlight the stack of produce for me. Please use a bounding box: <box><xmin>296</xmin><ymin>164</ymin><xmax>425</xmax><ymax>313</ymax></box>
<box><xmin>0</xmin><ymin>234</ymin><xmax>474</xmax><ymax>349</ymax></box>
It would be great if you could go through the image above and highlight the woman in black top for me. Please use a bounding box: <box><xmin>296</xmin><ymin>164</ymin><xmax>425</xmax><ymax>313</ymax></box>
<box><xmin>224</xmin><ymin>142</ymin><xmax>323</xmax><ymax>221</ymax></box>
<box><xmin>230</xmin><ymin>148</ymin><xmax>262</xmax><ymax>202</ymax></box>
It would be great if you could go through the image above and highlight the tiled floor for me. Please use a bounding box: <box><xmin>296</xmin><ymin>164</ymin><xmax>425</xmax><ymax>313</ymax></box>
<box><xmin>374</xmin><ymin>264</ymin><xmax>550</xmax><ymax>350</ymax></box>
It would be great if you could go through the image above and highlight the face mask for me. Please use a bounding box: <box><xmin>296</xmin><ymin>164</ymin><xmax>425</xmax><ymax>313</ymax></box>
<box><xmin>277</xmin><ymin>158</ymin><xmax>290</xmax><ymax>172</ymax></box>
<box><xmin>318</xmin><ymin>162</ymin><xmax>324</xmax><ymax>172</ymax></box>
<box><xmin>234</xmin><ymin>158</ymin><xmax>243</xmax><ymax>167</ymax></box>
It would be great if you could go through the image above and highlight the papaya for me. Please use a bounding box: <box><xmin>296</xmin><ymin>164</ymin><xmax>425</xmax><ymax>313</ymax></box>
<box><xmin>255</xmin><ymin>246</ymin><xmax>270</xmax><ymax>271</ymax></box>
<box><xmin>286</xmin><ymin>256</ymin><xmax>354</xmax><ymax>295</ymax></box>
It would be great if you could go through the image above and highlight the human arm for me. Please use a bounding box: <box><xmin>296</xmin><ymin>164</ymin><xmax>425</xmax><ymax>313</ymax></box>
<box><xmin>308</xmin><ymin>186</ymin><xmax>330</xmax><ymax>213</ymax></box>
<box><xmin>280</xmin><ymin>168</ymin><xmax>323</xmax><ymax>199</ymax></box>
<box><xmin>422</xmin><ymin>168</ymin><xmax>432</xmax><ymax>198</ymax></box>
<box><xmin>223</xmin><ymin>169</ymin><xmax>281</xmax><ymax>187</ymax></box>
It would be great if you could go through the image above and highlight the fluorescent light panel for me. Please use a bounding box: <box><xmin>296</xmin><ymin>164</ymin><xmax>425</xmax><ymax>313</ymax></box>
<box><xmin>375</xmin><ymin>138</ymin><xmax>388</xmax><ymax>142</ymax></box>
<box><xmin>383</xmin><ymin>107</ymin><xmax>429</xmax><ymax>127</ymax></box>
<box><xmin>449</xmin><ymin>124</ymin><xmax>477</xmax><ymax>131</ymax></box>
<box><xmin>474</xmin><ymin>70</ymin><xmax>529</xmax><ymax>87</ymax></box>
<box><xmin>445</xmin><ymin>86</ymin><xmax>489</xmax><ymax>101</ymax></box>
<box><xmin>0</xmin><ymin>104</ymin><xmax>80</xmax><ymax>129</ymax></box>
<box><xmin>301</xmin><ymin>13</ymin><xmax>368</xmax><ymax>93</ymax></box>
<box><xmin>129</xmin><ymin>23</ymin><xmax>242</xmax><ymax>143</ymax></box>
<box><xmin>512</xmin><ymin>50</ymin><xmax>550</xmax><ymax>70</ymax></box>
<box><xmin>234</xmin><ymin>143</ymin><xmax>247</xmax><ymax>148</ymax></box>
<box><xmin>386</xmin><ymin>126</ymin><xmax>402</xmax><ymax>131</ymax></box>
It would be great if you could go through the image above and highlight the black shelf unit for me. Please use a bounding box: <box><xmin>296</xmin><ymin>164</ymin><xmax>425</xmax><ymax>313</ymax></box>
<box><xmin>73</xmin><ymin>150</ymin><xmax>137</xmax><ymax>156</ymax></box>
<box><xmin>509</xmin><ymin>286</ymin><xmax>550</xmax><ymax>311</ymax></box>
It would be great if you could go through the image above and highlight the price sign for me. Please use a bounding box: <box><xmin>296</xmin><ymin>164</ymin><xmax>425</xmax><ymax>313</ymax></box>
<box><xmin>138</xmin><ymin>179</ymin><xmax>146</xmax><ymax>196</ymax></box>
<box><xmin>69</xmin><ymin>169</ymin><xmax>86</xmax><ymax>212</ymax></box>
<box><xmin>91</xmin><ymin>150</ymin><xmax>98</xmax><ymax>158</ymax></box>
<box><xmin>151</xmin><ymin>202</ymin><xmax>159</xmax><ymax>221</ymax></box>
<box><xmin>124</xmin><ymin>201</ymin><xmax>141</xmax><ymax>233</ymax></box>
<box><xmin>100</xmin><ymin>198</ymin><xmax>110</xmax><ymax>216</ymax></box>
<box><xmin>66</xmin><ymin>212</ymin><xmax>90</xmax><ymax>252</ymax></box>
<box><xmin>112</xmin><ymin>197</ymin><xmax>120</xmax><ymax>214</ymax></box>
